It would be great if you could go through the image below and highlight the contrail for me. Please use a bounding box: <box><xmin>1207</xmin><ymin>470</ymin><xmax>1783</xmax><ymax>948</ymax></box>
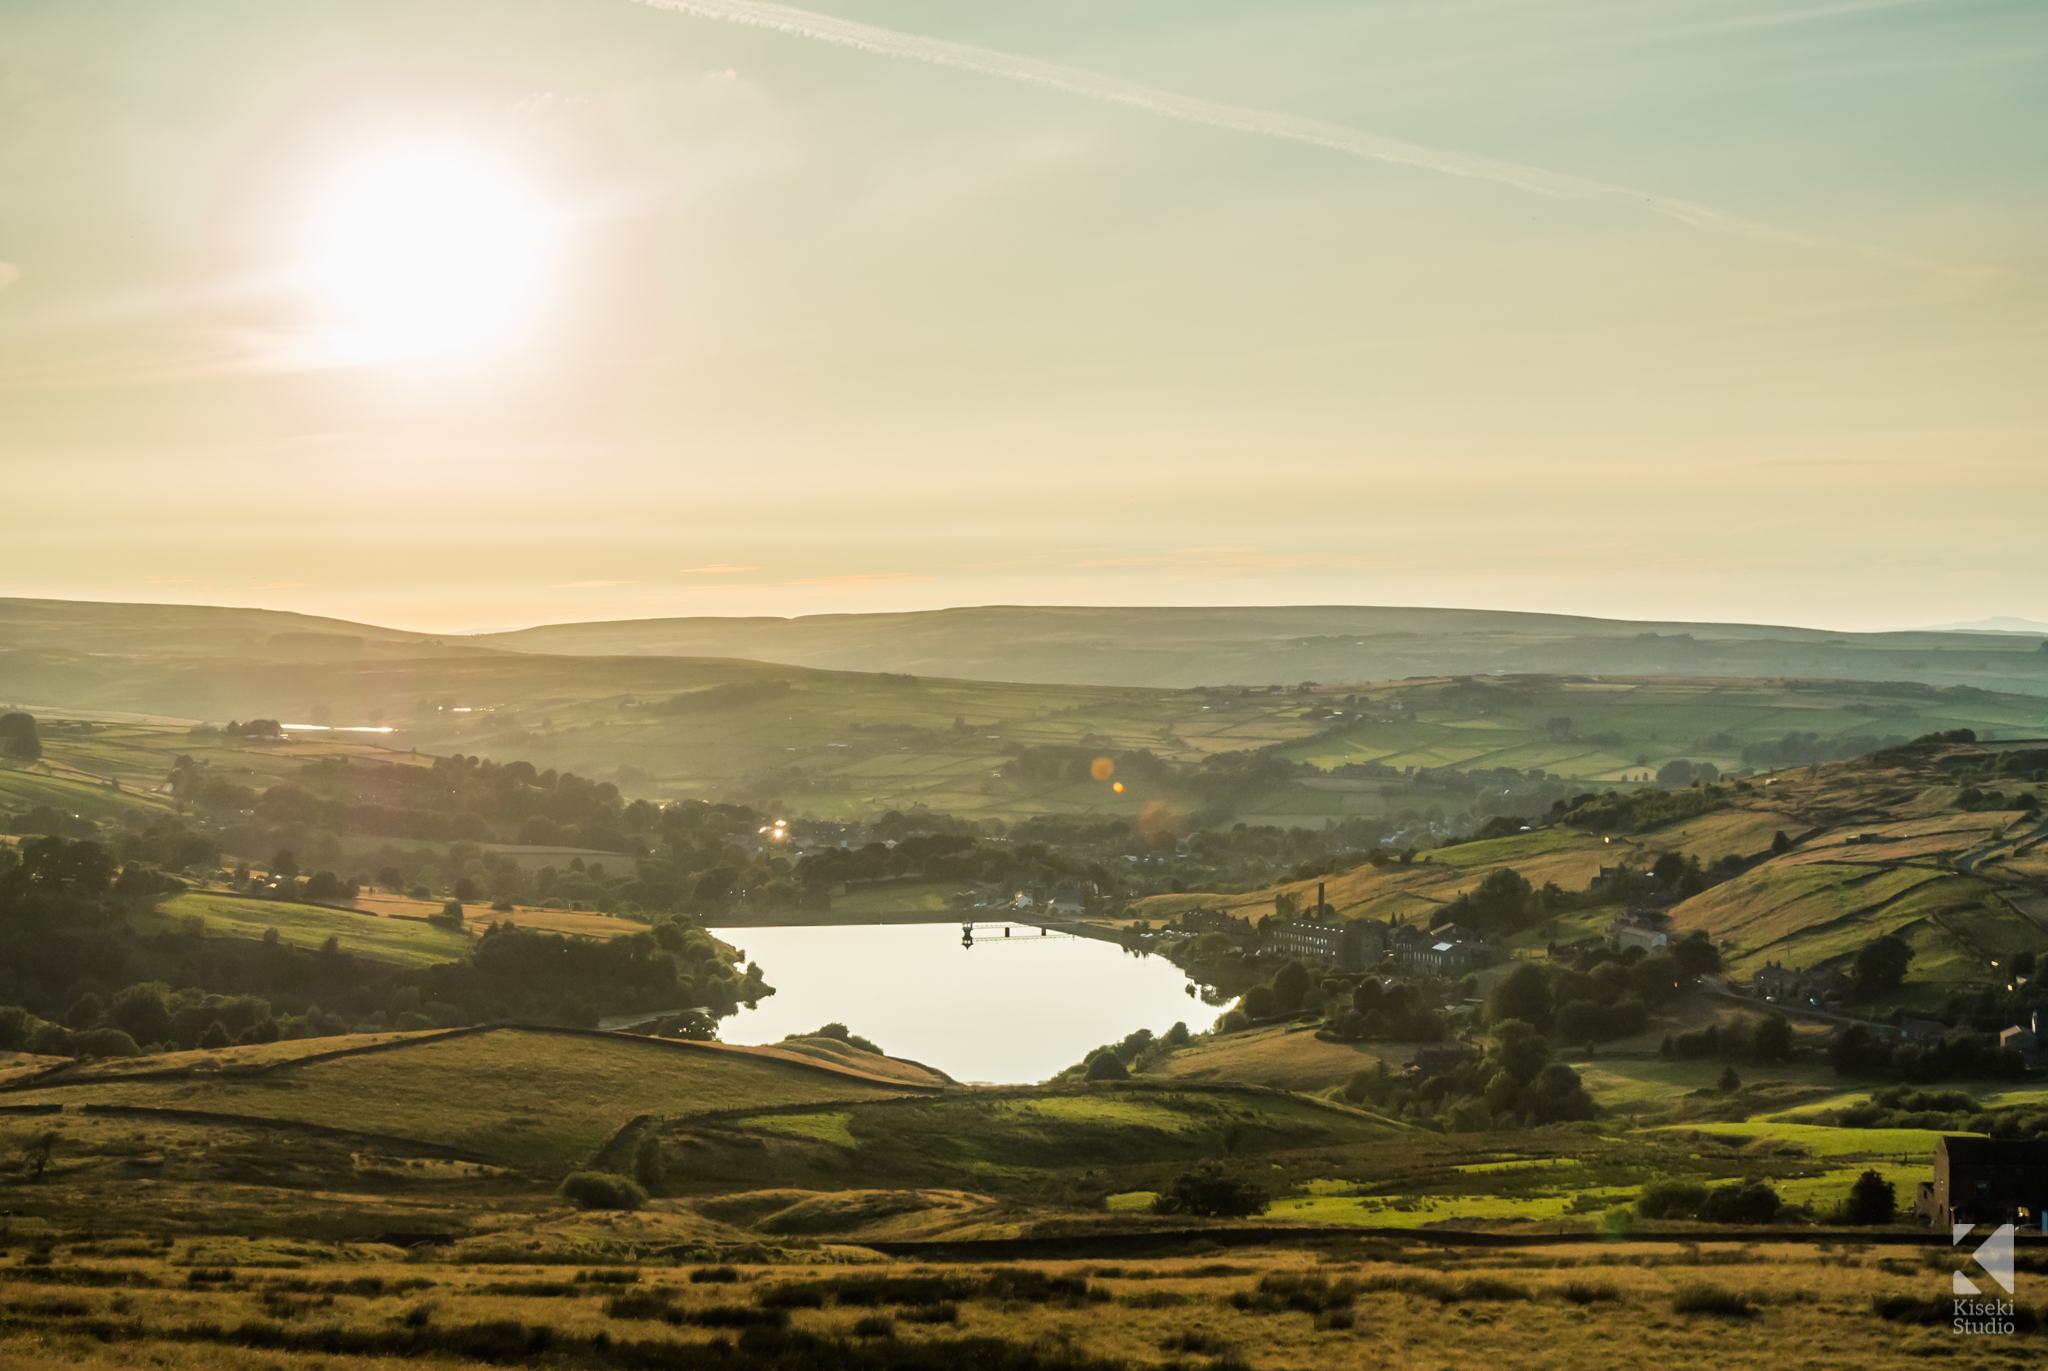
<box><xmin>635</xmin><ymin>0</ymin><xmax>1965</xmax><ymax>276</ymax></box>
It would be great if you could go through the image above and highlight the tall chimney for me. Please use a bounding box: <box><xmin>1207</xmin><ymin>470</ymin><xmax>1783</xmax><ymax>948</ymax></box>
<box><xmin>1318</xmin><ymin>882</ymin><xmax>1326</xmax><ymax>917</ymax></box>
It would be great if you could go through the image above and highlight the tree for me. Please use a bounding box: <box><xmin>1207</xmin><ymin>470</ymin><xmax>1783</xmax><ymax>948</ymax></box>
<box><xmin>1853</xmin><ymin>934</ymin><xmax>1913</xmax><ymax>998</ymax></box>
<box><xmin>198</xmin><ymin>1020</ymin><xmax>231</xmax><ymax>1050</ymax></box>
<box><xmin>0</xmin><ymin>712</ymin><xmax>41</xmax><ymax>762</ymax></box>
<box><xmin>1717</xmin><ymin>1065</ymin><xmax>1742</xmax><ymax>1093</ymax></box>
<box><xmin>1751</xmin><ymin>1012</ymin><xmax>1794</xmax><ymax>1062</ymax></box>
<box><xmin>1771</xmin><ymin>831</ymin><xmax>1791</xmax><ymax>855</ymax></box>
<box><xmin>1489</xmin><ymin>1019</ymin><xmax>1551</xmax><ymax>1085</ymax></box>
<box><xmin>1672</xmin><ymin>930</ymin><xmax>1721</xmax><ymax>978</ymax></box>
<box><xmin>270</xmin><ymin>848</ymin><xmax>299</xmax><ymax>879</ymax></box>
<box><xmin>1525</xmin><ymin>1061</ymin><xmax>1596</xmax><ymax>1123</ymax></box>
<box><xmin>1150</xmin><ymin>1162</ymin><xmax>1268</xmax><ymax>1218</ymax></box>
<box><xmin>1240</xmin><ymin>985</ymin><xmax>1279</xmax><ymax>1020</ymax></box>
<box><xmin>1631</xmin><ymin>955</ymin><xmax>1684</xmax><ymax>1006</ymax></box>
<box><xmin>1485</xmin><ymin>962</ymin><xmax>1553</xmax><ymax>1029</ymax></box>
<box><xmin>1269</xmin><ymin>961</ymin><xmax>1312</xmax><ymax>1013</ymax></box>
<box><xmin>1085</xmin><ymin>1052</ymin><xmax>1130</xmax><ymax>1082</ymax></box>
<box><xmin>1841</xmin><ymin>1169</ymin><xmax>1896</xmax><ymax>1225</ymax></box>
<box><xmin>1656</xmin><ymin>760</ymin><xmax>1695</xmax><ymax>789</ymax></box>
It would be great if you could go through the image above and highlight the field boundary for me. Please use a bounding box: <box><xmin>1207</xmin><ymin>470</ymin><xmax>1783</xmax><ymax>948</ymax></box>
<box><xmin>1</xmin><ymin>1023</ymin><xmax>954</xmax><ymax>1099</ymax></box>
<box><xmin>72</xmin><ymin>1103</ymin><xmax>509</xmax><ymax>1165</ymax></box>
<box><xmin>859</xmin><ymin>1224</ymin><xmax>2044</xmax><ymax>1260</ymax></box>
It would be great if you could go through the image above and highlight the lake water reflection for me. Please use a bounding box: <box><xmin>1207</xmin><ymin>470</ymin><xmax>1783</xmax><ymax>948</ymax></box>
<box><xmin>710</xmin><ymin>922</ymin><xmax>1208</xmax><ymax>1083</ymax></box>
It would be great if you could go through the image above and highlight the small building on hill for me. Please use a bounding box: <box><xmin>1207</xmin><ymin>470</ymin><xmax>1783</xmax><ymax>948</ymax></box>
<box><xmin>1914</xmin><ymin>1136</ymin><xmax>2048</xmax><ymax>1231</ymax></box>
<box><xmin>2001</xmin><ymin>1013</ymin><xmax>2041</xmax><ymax>1065</ymax></box>
<box><xmin>1605</xmin><ymin>917</ymin><xmax>1668</xmax><ymax>954</ymax></box>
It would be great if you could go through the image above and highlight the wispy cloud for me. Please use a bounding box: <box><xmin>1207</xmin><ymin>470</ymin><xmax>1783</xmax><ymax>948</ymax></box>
<box><xmin>554</xmin><ymin>579</ymin><xmax>640</xmax><ymax>588</ymax></box>
<box><xmin>785</xmin><ymin>572</ymin><xmax>931</xmax><ymax>588</ymax></box>
<box><xmin>635</xmin><ymin>0</ymin><xmax>1966</xmax><ymax>276</ymax></box>
<box><xmin>679</xmin><ymin>563</ymin><xmax>762</xmax><ymax>573</ymax></box>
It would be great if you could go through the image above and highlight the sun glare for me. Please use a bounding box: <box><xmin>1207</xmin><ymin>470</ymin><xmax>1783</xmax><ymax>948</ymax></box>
<box><xmin>302</xmin><ymin>144</ymin><xmax>551</xmax><ymax>360</ymax></box>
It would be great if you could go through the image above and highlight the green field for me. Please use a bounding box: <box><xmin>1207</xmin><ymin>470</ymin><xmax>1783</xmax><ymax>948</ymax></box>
<box><xmin>146</xmin><ymin>891</ymin><xmax>476</xmax><ymax>968</ymax></box>
<box><xmin>2</xmin><ymin>1027</ymin><xmax>925</xmax><ymax>1173</ymax></box>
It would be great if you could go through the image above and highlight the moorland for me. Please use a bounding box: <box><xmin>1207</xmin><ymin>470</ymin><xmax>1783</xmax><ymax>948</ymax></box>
<box><xmin>3</xmin><ymin>599</ymin><xmax>2047</xmax><ymax>1367</ymax></box>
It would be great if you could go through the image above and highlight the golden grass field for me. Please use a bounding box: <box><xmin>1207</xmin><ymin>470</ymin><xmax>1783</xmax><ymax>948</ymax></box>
<box><xmin>0</xmin><ymin>1237</ymin><xmax>2034</xmax><ymax>1371</ymax></box>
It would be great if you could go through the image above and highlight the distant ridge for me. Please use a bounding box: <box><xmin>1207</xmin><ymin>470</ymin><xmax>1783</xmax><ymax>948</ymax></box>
<box><xmin>1915</xmin><ymin>616</ymin><xmax>2048</xmax><ymax>635</ymax></box>
<box><xmin>5</xmin><ymin>597</ymin><xmax>2048</xmax><ymax>699</ymax></box>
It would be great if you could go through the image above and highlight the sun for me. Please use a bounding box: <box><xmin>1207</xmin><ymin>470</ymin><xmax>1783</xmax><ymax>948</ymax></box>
<box><xmin>301</xmin><ymin>143</ymin><xmax>551</xmax><ymax>360</ymax></box>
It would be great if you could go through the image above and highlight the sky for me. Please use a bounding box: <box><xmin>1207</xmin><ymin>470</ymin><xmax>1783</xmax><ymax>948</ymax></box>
<box><xmin>1</xmin><ymin>0</ymin><xmax>2043</xmax><ymax>634</ymax></box>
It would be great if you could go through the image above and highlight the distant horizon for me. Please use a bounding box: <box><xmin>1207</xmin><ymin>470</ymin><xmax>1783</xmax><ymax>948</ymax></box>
<box><xmin>5</xmin><ymin>589</ymin><xmax>2044</xmax><ymax>643</ymax></box>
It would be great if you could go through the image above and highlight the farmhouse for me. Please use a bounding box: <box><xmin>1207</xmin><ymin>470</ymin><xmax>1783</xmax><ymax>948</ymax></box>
<box><xmin>1913</xmin><ymin>1136</ymin><xmax>2048</xmax><ymax>1231</ymax></box>
<box><xmin>2000</xmin><ymin>1013</ymin><xmax>2040</xmax><ymax>1065</ymax></box>
<box><xmin>1605</xmin><ymin>917</ymin><xmax>1668</xmax><ymax>954</ymax></box>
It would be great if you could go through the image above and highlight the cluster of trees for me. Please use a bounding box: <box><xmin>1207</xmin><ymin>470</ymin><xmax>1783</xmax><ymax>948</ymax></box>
<box><xmin>0</xmin><ymin>834</ymin><xmax>771</xmax><ymax>1060</ymax></box>
<box><xmin>1486</xmin><ymin>939</ymin><xmax>1710</xmax><ymax>1048</ymax></box>
<box><xmin>646</xmin><ymin>680</ymin><xmax>791</xmax><ymax>714</ymax></box>
<box><xmin>1556</xmin><ymin>786</ymin><xmax>1728</xmax><ymax>834</ymax></box>
<box><xmin>1659</xmin><ymin>1012</ymin><xmax>1796</xmax><ymax>1063</ymax></box>
<box><xmin>1826</xmin><ymin>1085</ymin><xmax>2048</xmax><ymax>1139</ymax></box>
<box><xmin>1637</xmin><ymin>1168</ymin><xmax>1905</xmax><ymax>1227</ymax></box>
<box><xmin>1341</xmin><ymin>1020</ymin><xmax>1596</xmax><ymax>1130</ymax></box>
<box><xmin>1327</xmin><ymin>978</ymin><xmax>1446</xmax><ymax>1042</ymax></box>
<box><xmin>1635</xmin><ymin>1177</ymin><xmax>1783</xmax><ymax>1224</ymax></box>
<box><xmin>1827</xmin><ymin>1021</ymin><xmax>2029</xmax><ymax>1082</ymax></box>
<box><xmin>1055</xmin><ymin>1022</ymin><xmax>1192</xmax><ymax>1082</ymax></box>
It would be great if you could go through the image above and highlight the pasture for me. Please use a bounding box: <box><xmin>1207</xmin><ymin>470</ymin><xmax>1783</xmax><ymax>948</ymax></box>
<box><xmin>145</xmin><ymin>892</ymin><xmax>475</xmax><ymax>968</ymax></box>
<box><xmin>1</xmin><ymin>1027</ymin><xmax>932</xmax><ymax>1174</ymax></box>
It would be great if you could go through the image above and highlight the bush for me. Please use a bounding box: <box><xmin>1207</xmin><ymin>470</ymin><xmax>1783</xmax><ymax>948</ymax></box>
<box><xmin>1635</xmin><ymin>1179</ymin><xmax>1709</xmax><ymax>1220</ymax></box>
<box><xmin>1838</xmin><ymin>1169</ymin><xmax>1896</xmax><ymax>1225</ymax></box>
<box><xmin>70</xmin><ymin>1027</ymin><xmax>142</xmax><ymax>1059</ymax></box>
<box><xmin>1084</xmin><ymin>1053</ymin><xmax>1130</xmax><ymax>1082</ymax></box>
<box><xmin>1671</xmin><ymin>1283</ymin><xmax>1756</xmax><ymax>1318</ymax></box>
<box><xmin>557</xmin><ymin>1172</ymin><xmax>646</xmax><ymax>1211</ymax></box>
<box><xmin>1152</xmin><ymin>1162</ymin><xmax>1269</xmax><ymax>1218</ymax></box>
<box><xmin>1697</xmin><ymin>1180</ymin><xmax>1779</xmax><ymax>1225</ymax></box>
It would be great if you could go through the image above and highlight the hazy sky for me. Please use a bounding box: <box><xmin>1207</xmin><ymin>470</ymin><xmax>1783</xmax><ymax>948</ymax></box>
<box><xmin>2</xmin><ymin>0</ymin><xmax>2043</xmax><ymax>633</ymax></box>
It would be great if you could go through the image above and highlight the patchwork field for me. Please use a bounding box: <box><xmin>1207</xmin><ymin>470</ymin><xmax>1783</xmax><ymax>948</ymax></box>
<box><xmin>0</xmin><ymin>1027</ymin><xmax>934</xmax><ymax>1174</ymax></box>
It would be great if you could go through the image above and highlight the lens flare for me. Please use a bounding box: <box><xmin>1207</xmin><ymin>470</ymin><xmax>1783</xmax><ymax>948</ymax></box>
<box><xmin>1090</xmin><ymin>757</ymin><xmax>1115</xmax><ymax>780</ymax></box>
<box><xmin>1112</xmin><ymin>781</ymin><xmax>1124</xmax><ymax>793</ymax></box>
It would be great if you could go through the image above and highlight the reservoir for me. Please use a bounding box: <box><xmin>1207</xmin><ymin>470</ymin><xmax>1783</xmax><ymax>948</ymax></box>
<box><xmin>710</xmin><ymin>921</ymin><xmax>1209</xmax><ymax>1084</ymax></box>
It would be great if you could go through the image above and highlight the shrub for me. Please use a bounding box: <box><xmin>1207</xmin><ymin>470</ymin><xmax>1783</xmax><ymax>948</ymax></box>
<box><xmin>689</xmin><ymin>1266</ymin><xmax>741</xmax><ymax>1284</ymax></box>
<box><xmin>851</xmin><ymin>1314</ymin><xmax>896</xmax><ymax>1338</ymax></box>
<box><xmin>1635</xmin><ymin>1179</ymin><xmax>1709</xmax><ymax>1220</ymax></box>
<box><xmin>1084</xmin><ymin>1053</ymin><xmax>1130</xmax><ymax>1082</ymax></box>
<box><xmin>1838</xmin><ymin>1169</ymin><xmax>1897</xmax><ymax>1225</ymax></box>
<box><xmin>1697</xmin><ymin>1180</ymin><xmax>1780</xmax><ymax>1225</ymax></box>
<box><xmin>1152</xmin><ymin>1162</ymin><xmax>1269</xmax><ymax>1218</ymax></box>
<box><xmin>70</xmin><ymin>1027</ymin><xmax>142</xmax><ymax>1058</ymax></box>
<box><xmin>1560</xmin><ymin>1281</ymin><xmax>1620</xmax><ymax>1304</ymax></box>
<box><xmin>1671</xmin><ymin>1283</ymin><xmax>1756</xmax><ymax>1318</ymax></box>
<box><xmin>557</xmin><ymin>1172</ymin><xmax>646</xmax><ymax>1211</ymax></box>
